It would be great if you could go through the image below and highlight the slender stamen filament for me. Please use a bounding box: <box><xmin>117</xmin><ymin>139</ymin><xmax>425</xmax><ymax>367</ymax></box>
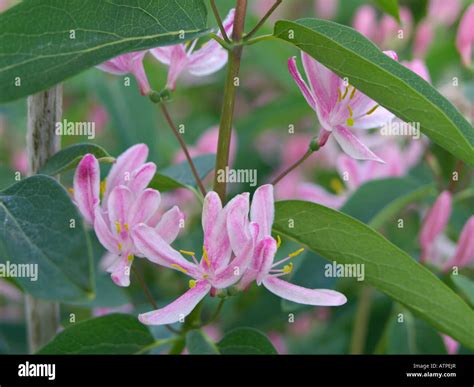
<box><xmin>100</xmin><ymin>179</ymin><xmax>107</xmax><ymax>197</ymax></box>
<box><xmin>337</xmin><ymin>88</ymin><xmax>342</xmax><ymax>102</ymax></box>
<box><xmin>365</xmin><ymin>104</ymin><xmax>379</xmax><ymax>116</ymax></box>
<box><xmin>347</xmin><ymin>105</ymin><xmax>353</xmax><ymax>117</ymax></box>
<box><xmin>202</xmin><ymin>246</ymin><xmax>211</xmax><ymax>267</ymax></box>
<box><xmin>171</xmin><ymin>264</ymin><xmax>188</xmax><ymax>274</ymax></box>
<box><xmin>180</xmin><ymin>249</ymin><xmax>200</xmax><ymax>265</ymax></box>
<box><xmin>289</xmin><ymin>248</ymin><xmax>305</xmax><ymax>258</ymax></box>
<box><xmin>342</xmin><ymin>86</ymin><xmax>349</xmax><ymax>100</ymax></box>
<box><xmin>350</xmin><ymin>87</ymin><xmax>356</xmax><ymax>100</ymax></box>
<box><xmin>276</xmin><ymin>235</ymin><xmax>282</xmax><ymax>249</ymax></box>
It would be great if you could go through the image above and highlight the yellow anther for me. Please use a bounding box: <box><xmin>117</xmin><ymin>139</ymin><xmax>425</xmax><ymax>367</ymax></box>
<box><xmin>127</xmin><ymin>254</ymin><xmax>134</xmax><ymax>262</ymax></box>
<box><xmin>100</xmin><ymin>179</ymin><xmax>107</xmax><ymax>197</ymax></box>
<box><xmin>289</xmin><ymin>248</ymin><xmax>305</xmax><ymax>258</ymax></box>
<box><xmin>124</xmin><ymin>223</ymin><xmax>129</xmax><ymax>232</ymax></box>
<box><xmin>346</xmin><ymin>118</ymin><xmax>355</xmax><ymax>127</ymax></box>
<box><xmin>276</xmin><ymin>235</ymin><xmax>282</xmax><ymax>249</ymax></box>
<box><xmin>342</xmin><ymin>86</ymin><xmax>349</xmax><ymax>100</ymax></box>
<box><xmin>68</xmin><ymin>187</ymin><xmax>74</xmax><ymax>195</ymax></box>
<box><xmin>365</xmin><ymin>104</ymin><xmax>379</xmax><ymax>116</ymax></box>
<box><xmin>350</xmin><ymin>87</ymin><xmax>356</xmax><ymax>100</ymax></box>
<box><xmin>347</xmin><ymin>104</ymin><xmax>353</xmax><ymax>117</ymax></box>
<box><xmin>189</xmin><ymin>279</ymin><xmax>197</xmax><ymax>289</ymax></box>
<box><xmin>171</xmin><ymin>264</ymin><xmax>188</xmax><ymax>274</ymax></box>
<box><xmin>180</xmin><ymin>250</ymin><xmax>196</xmax><ymax>256</ymax></box>
<box><xmin>203</xmin><ymin>274</ymin><xmax>209</xmax><ymax>279</ymax></box>
<box><xmin>283</xmin><ymin>262</ymin><xmax>294</xmax><ymax>274</ymax></box>
<box><xmin>117</xmin><ymin>242</ymin><xmax>123</xmax><ymax>252</ymax></box>
<box><xmin>330</xmin><ymin>178</ymin><xmax>344</xmax><ymax>194</ymax></box>
<box><xmin>337</xmin><ymin>88</ymin><xmax>342</xmax><ymax>102</ymax></box>
<box><xmin>202</xmin><ymin>246</ymin><xmax>210</xmax><ymax>267</ymax></box>
<box><xmin>115</xmin><ymin>221</ymin><xmax>122</xmax><ymax>234</ymax></box>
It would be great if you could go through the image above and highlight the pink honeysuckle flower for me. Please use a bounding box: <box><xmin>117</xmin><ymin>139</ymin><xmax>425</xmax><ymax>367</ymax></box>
<box><xmin>238</xmin><ymin>185</ymin><xmax>347</xmax><ymax>307</ymax></box>
<box><xmin>288</xmin><ymin>51</ymin><xmax>397</xmax><ymax>162</ymax></box>
<box><xmin>414</xmin><ymin>19</ymin><xmax>434</xmax><ymax>58</ymax></box>
<box><xmin>402</xmin><ymin>59</ymin><xmax>431</xmax><ymax>83</ymax></box>
<box><xmin>419</xmin><ymin>191</ymin><xmax>474</xmax><ymax>271</ymax></box>
<box><xmin>442</xmin><ymin>335</ymin><xmax>460</xmax><ymax>355</ymax></box>
<box><xmin>428</xmin><ymin>0</ymin><xmax>461</xmax><ymax>27</ymax></box>
<box><xmin>135</xmin><ymin>191</ymin><xmax>258</xmax><ymax>325</ymax></box>
<box><xmin>379</xmin><ymin>7</ymin><xmax>413</xmax><ymax>48</ymax></box>
<box><xmin>456</xmin><ymin>4</ymin><xmax>474</xmax><ymax>67</ymax></box>
<box><xmin>353</xmin><ymin>6</ymin><xmax>412</xmax><ymax>49</ymax></box>
<box><xmin>73</xmin><ymin>145</ymin><xmax>184</xmax><ymax>287</ymax></box>
<box><xmin>97</xmin><ymin>51</ymin><xmax>151</xmax><ymax>96</ymax></box>
<box><xmin>314</xmin><ymin>0</ymin><xmax>339</xmax><ymax>20</ymax></box>
<box><xmin>353</xmin><ymin>5</ymin><xmax>378</xmax><ymax>42</ymax></box>
<box><xmin>280</xmin><ymin>139</ymin><xmax>424</xmax><ymax>209</ymax></box>
<box><xmin>150</xmin><ymin>9</ymin><xmax>235</xmax><ymax>91</ymax></box>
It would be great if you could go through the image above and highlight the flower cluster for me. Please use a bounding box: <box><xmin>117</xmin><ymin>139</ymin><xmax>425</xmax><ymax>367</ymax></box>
<box><xmin>97</xmin><ymin>9</ymin><xmax>235</xmax><ymax>94</ymax></box>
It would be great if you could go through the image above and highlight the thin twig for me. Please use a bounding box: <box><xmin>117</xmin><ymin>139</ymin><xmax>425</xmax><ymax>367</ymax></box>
<box><xmin>244</xmin><ymin>0</ymin><xmax>282</xmax><ymax>40</ymax></box>
<box><xmin>271</xmin><ymin>149</ymin><xmax>314</xmax><ymax>186</ymax></box>
<box><xmin>197</xmin><ymin>299</ymin><xmax>226</xmax><ymax>328</ymax></box>
<box><xmin>210</xmin><ymin>0</ymin><xmax>231</xmax><ymax>43</ymax></box>
<box><xmin>160</xmin><ymin>104</ymin><xmax>207</xmax><ymax>196</ymax></box>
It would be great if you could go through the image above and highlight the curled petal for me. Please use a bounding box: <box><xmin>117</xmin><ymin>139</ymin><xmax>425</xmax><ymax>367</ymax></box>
<box><xmin>130</xmin><ymin>189</ymin><xmax>161</xmax><ymax>225</ymax></box>
<box><xmin>227</xmin><ymin>192</ymin><xmax>251</xmax><ymax>257</ymax></box>
<box><xmin>138</xmin><ymin>281</ymin><xmax>211</xmax><ymax>325</ymax></box>
<box><xmin>166</xmin><ymin>45</ymin><xmax>189</xmax><ymax>91</ymax></box>
<box><xmin>419</xmin><ymin>191</ymin><xmax>452</xmax><ymax>261</ymax></box>
<box><xmin>256</xmin><ymin>237</ymin><xmax>278</xmax><ymax>284</ymax></box>
<box><xmin>73</xmin><ymin>154</ymin><xmax>100</xmax><ymax>224</ymax></box>
<box><xmin>132</xmin><ymin>224</ymin><xmax>200</xmax><ymax>277</ymax></box>
<box><xmin>250</xmin><ymin>184</ymin><xmax>274</xmax><ymax>239</ymax></box>
<box><xmin>155</xmin><ymin>206</ymin><xmax>184</xmax><ymax>244</ymax></box>
<box><xmin>214</xmin><ymin>222</ymin><xmax>259</xmax><ymax>289</ymax></box>
<box><xmin>187</xmin><ymin>8</ymin><xmax>235</xmax><ymax>76</ymax></box>
<box><xmin>288</xmin><ymin>56</ymin><xmax>317</xmax><ymax>111</ymax></box>
<box><xmin>104</xmin><ymin>144</ymin><xmax>149</xmax><ymax>202</ymax></box>
<box><xmin>107</xmin><ymin>255</ymin><xmax>133</xmax><ymax>287</ymax></box>
<box><xmin>456</xmin><ymin>4</ymin><xmax>474</xmax><ymax>67</ymax></box>
<box><xmin>262</xmin><ymin>276</ymin><xmax>347</xmax><ymax>306</ymax></box>
<box><xmin>130</xmin><ymin>162</ymin><xmax>157</xmax><ymax>193</ymax></box>
<box><xmin>108</xmin><ymin>185</ymin><xmax>134</xmax><ymax>228</ymax></box>
<box><xmin>202</xmin><ymin>191</ymin><xmax>223</xmax><ymax>238</ymax></box>
<box><xmin>94</xmin><ymin>209</ymin><xmax>120</xmax><ymax>254</ymax></box>
<box><xmin>444</xmin><ymin>216</ymin><xmax>474</xmax><ymax>270</ymax></box>
<box><xmin>297</xmin><ymin>183</ymin><xmax>347</xmax><ymax>209</ymax></box>
<box><xmin>333</xmin><ymin>125</ymin><xmax>384</xmax><ymax>163</ymax></box>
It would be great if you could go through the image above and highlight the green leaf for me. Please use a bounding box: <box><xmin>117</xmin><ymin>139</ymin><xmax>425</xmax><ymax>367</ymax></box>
<box><xmin>186</xmin><ymin>330</ymin><xmax>219</xmax><ymax>354</ymax></box>
<box><xmin>39</xmin><ymin>143</ymin><xmax>112</xmax><ymax>176</ymax></box>
<box><xmin>386</xmin><ymin>309</ymin><xmax>447</xmax><ymax>354</ymax></box>
<box><xmin>38</xmin><ymin>314</ymin><xmax>154</xmax><ymax>354</ymax></box>
<box><xmin>150</xmin><ymin>154</ymin><xmax>215</xmax><ymax>192</ymax></box>
<box><xmin>0</xmin><ymin>0</ymin><xmax>209</xmax><ymax>102</ymax></box>
<box><xmin>217</xmin><ymin>327</ymin><xmax>277</xmax><ymax>354</ymax></box>
<box><xmin>451</xmin><ymin>274</ymin><xmax>474</xmax><ymax>307</ymax></box>
<box><xmin>0</xmin><ymin>175</ymin><xmax>94</xmax><ymax>302</ymax></box>
<box><xmin>340</xmin><ymin>177</ymin><xmax>434</xmax><ymax>229</ymax></box>
<box><xmin>273</xmin><ymin>200</ymin><xmax>474</xmax><ymax>349</ymax></box>
<box><xmin>274</xmin><ymin>19</ymin><xmax>474</xmax><ymax>165</ymax></box>
<box><xmin>374</xmin><ymin>0</ymin><xmax>400</xmax><ymax>22</ymax></box>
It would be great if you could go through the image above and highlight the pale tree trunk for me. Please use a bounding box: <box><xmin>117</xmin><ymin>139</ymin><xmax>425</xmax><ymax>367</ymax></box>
<box><xmin>25</xmin><ymin>85</ymin><xmax>62</xmax><ymax>353</ymax></box>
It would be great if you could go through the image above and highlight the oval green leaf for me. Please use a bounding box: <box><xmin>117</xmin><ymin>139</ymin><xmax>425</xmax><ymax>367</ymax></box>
<box><xmin>217</xmin><ymin>327</ymin><xmax>278</xmax><ymax>354</ymax></box>
<box><xmin>0</xmin><ymin>175</ymin><xmax>94</xmax><ymax>302</ymax></box>
<box><xmin>273</xmin><ymin>200</ymin><xmax>474</xmax><ymax>349</ymax></box>
<box><xmin>38</xmin><ymin>314</ymin><xmax>154</xmax><ymax>354</ymax></box>
<box><xmin>0</xmin><ymin>0</ymin><xmax>209</xmax><ymax>102</ymax></box>
<box><xmin>39</xmin><ymin>143</ymin><xmax>112</xmax><ymax>176</ymax></box>
<box><xmin>274</xmin><ymin>19</ymin><xmax>474</xmax><ymax>165</ymax></box>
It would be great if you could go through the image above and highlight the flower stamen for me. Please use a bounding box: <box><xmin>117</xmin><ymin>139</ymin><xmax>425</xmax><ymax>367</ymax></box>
<box><xmin>365</xmin><ymin>104</ymin><xmax>379</xmax><ymax>116</ymax></box>
<box><xmin>171</xmin><ymin>264</ymin><xmax>188</xmax><ymax>274</ymax></box>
